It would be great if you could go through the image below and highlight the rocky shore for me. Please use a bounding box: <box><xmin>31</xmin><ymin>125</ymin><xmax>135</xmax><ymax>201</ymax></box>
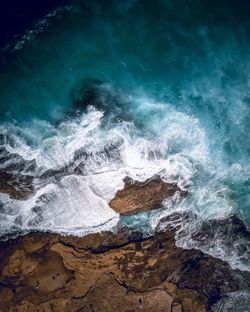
<box><xmin>109</xmin><ymin>176</ymin><xmax>186</xmax><ymax>215</ymax></box>
<box><xmin>0</xmin><ymin>175</ymin><xmax>249</xmax><ymax>311</ymax></box>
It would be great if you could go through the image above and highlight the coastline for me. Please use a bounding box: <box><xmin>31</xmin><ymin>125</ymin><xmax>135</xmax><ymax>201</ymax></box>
<box><xmin>0</xmin><ymin>175</ymin><xmax>250</xmax><ymax>311</ymax></box>
<box><xmin>1</xmin><ymin>213</ymin><xmax>250</xmax><ymax>312</ymax></box>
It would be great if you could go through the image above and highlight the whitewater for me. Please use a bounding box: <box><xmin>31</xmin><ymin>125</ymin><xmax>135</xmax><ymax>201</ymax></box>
<box><xmin>0</xmin><ymin>0</ymin><xmax>250</xmax><ymax>273</ymax></box>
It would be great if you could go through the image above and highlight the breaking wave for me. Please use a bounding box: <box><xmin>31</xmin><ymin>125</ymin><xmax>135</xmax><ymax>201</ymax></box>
<box><xmin>0</xmin><ymin>0</ymin><xmax>250</xmax><ymax>275</ymax></box>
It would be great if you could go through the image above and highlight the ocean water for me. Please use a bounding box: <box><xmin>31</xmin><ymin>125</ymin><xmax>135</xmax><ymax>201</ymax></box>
<box><xmin>0</xmin><ymin>0</ymin><xmax>250</xmax><ymax>272</ymax></box>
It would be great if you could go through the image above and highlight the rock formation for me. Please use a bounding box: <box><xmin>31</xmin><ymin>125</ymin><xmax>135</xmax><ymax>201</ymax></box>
<box><xmin>0</xmin><ymin>213</ymin><xmax>249</xmax><ymax>312</ymax></box>
<box><xmin>109</xmin><ymin>176</ymin><xmax>186</xmax><ymax>215</ymax></box>
<box><xmin>0</xmin><ymin>175</ymin><xmax>249</xmax><ymax>311</ymax></box>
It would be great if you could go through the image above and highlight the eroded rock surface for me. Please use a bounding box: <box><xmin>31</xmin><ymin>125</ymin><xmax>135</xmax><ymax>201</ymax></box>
<box><xmin>0</xmin><ymin>214</ymin><xmax>249</xmax><ymax>312</ymax></box>
<box><xmin>109</xmin><ymin>176</ymin><xmax>186</xmax><ymax>215</ymax></box>
<box><xmin>0</xmin><ymin>171</ymin><xmax>249</xmax><ymax>311</ymax></box>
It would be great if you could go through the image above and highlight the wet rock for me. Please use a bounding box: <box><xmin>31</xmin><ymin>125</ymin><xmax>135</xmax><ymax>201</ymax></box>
<box><xmin>191</xmin><ymin>215</ymin><xmax>250</xmax><ymax>270</ymax></box>
<box><xmin>0</xmin><ymin>171</ymin><xmax>33</xmax><ymax>199</ymax></box>
<box><xmin>0</xmin><ymin>147</ymin><xmax>36</xmax><ymax>173</ymax></box>
<box><xmin>193</xmin><ymin>215</ymin><xmax>250</xmax><ymax>243</ymax></box>
<box><xmin>0</xmin><ymin>215</ymin><xmax>249</xmax><ymax>312</ymax></box>
<box><xmin>109</xmin><ymin>176</ymin><xmax>187</xmax><ymax>215</ymax></box>
<box><xmin>38</xmin><ymin>138</ymin><xmax>123</xmax><ymax>181</ymax></box>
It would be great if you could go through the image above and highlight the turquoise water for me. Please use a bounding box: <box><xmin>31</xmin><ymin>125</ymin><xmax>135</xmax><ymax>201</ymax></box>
<box><xmin>0</xmin><ymin>0</ymin><xmax>250</xmax><ymax>270</ymax></box>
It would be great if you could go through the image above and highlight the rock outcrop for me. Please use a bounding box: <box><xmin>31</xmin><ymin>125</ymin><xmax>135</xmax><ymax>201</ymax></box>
<box><xmin>0</xmin><ymin>173</ymin><xmax>249</xmax><ymax>311</ymax></box>
<box><xmin>109</xmin><ymin>176</ymin><xmax>186</xmax><ymax>215</ymax></box>
<box><xmin>0</xmin><ymin>213</ymin><xmax>249</xmax><ymax>312</ymax></box>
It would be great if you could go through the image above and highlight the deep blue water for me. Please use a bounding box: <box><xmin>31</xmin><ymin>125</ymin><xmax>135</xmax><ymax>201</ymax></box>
<box><xmin>0</xmin><ymin>0</ymin><xmax>250</xmax><ymax>272</ymax></box>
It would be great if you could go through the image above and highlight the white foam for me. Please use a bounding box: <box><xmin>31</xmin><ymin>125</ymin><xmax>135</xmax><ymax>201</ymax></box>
<box><xmin>1</xmin><ymin>100</ymin><xmax>248</xmax><ymax>271</ymax></box>
<box><xmin>0</xmin><ymin>103</ymin><xmax>204</xmax><ymax>235</ymax></box>
<box><xmin>2</xmin><ymin>175</ymin><xmax>118</xmax><ymax>235</ymax></box>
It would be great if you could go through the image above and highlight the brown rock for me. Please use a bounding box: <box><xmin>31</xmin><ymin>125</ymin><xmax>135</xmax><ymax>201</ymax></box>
<box><xmin>0</xmin><ymin>171</ymin><xmax>33</xmax><ymax>199</ymax></box>
<box><xmin>0</xmin><ymin>214</ymin><xmax>249</xmax><ymax>312</ymax></box>
<box><xmin>109</xmin><ymin>176</ymin><xmax>186</xmax><ymax>215</ymax></box>
<box><xmin>2</xmin><ymin>249</ymin><xmax>39</xmax><ymax>277</ymax></box>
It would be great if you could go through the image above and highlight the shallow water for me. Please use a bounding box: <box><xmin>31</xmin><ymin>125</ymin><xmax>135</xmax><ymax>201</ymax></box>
<box><xmin>0</xmin><ymin>0</ymin><xmax>250</xmax><ymax>272</ymax></box>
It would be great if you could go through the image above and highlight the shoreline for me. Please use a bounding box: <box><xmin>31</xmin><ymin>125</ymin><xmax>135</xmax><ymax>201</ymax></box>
<box><xmin>1</xmin><ymin>213</ymin><xmax>250</xmax><ymax>312</ymax></box>
<box><xmin>1</xmin><ymin>175</ymin><xmax>250</xmax><ymax>311</ymax></box>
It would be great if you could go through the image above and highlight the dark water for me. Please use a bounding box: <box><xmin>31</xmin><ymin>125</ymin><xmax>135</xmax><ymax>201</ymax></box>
<box><xmin>0</xmin><ymin>0</ymin><xmax>250</xmax><ymax>283</ymax></box>
<box><xmin>0</xmin><ymin>0</ymin><xmax>70</xmax><ymax>49</ymax></box>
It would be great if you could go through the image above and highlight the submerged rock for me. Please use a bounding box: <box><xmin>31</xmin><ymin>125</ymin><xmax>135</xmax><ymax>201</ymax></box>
<box><xmin>0</xmin><ymin>171</ymin><xmax>33</xmax><ymax>199</ymax></box>
<box><xmin>0</xmin><ymin>214</ymin><xmax>249</xmax><ymax>312</ymax></box>
<box><xmin>70</xmin><ymin>79</ymin><xmax>130</xmax><ymax>119</ymax></box>
<box><xmin>191</xmin><ymin>215</ymin><xmax>250</xmax><ymax>270</ymax></box>
<box><xmin>109</xmin><ymin>176</ymin><xmax>186</xmax><ymax>215</ymax></box>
